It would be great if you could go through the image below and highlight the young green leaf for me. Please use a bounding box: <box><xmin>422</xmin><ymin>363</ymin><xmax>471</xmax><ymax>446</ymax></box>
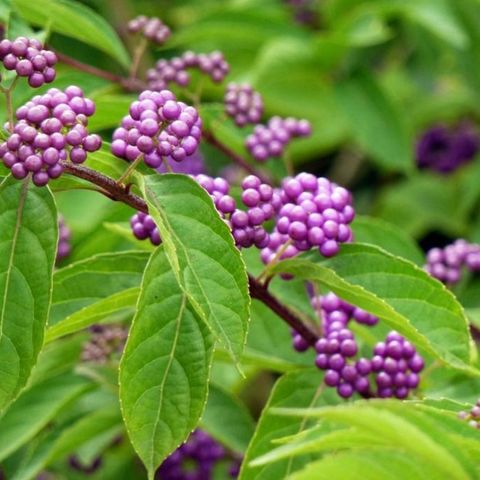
<box><xmin>270</xmin><ymin>244</ymin><xmax>475</xmax><ymax>373</ymax></box>
<box><xmin>239</xmin><ymin>369</ymin><xmax>339</xmax><ymax>480</ymax></box>
<box><xmin>0</xmin><ymin>373</ymin><xmax>91</xmax><ymax>462</ymax></box>
<box><xmin>50</xmin><ymin>251</ymin><xmax>148</xmax><ymax>326</ymax></box>
<box><xmin>12</xmin><ymin>0</ymin><xmax>130</xmax><ymax>67</ymax></box>
<box><xmin>119</xmin><ymin>247</ymin><xmax>214</xmax><ymax>479</ymax></box>
<box><xmin>0</xmin><ymin>177</ymin><xmax>57</xmax><ymax>413</ymax></box>
<box><xmin>142</xmin><ymin>174</ymin><xmax>250</xmax><ymax>364</ymax></box>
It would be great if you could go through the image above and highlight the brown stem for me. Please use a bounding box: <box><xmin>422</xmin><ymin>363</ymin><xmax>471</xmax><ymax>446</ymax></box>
<box><xmin>129</xmin><ymin>37</ymin><xmax>148</xmax><ymax>80</ymax></box>
<box><xmin>202</xmin><ymin>130</ymin><xmax>271</xmax><ymax>184</ymax></box>
<box><xmin>62</xmin><ymin>163</ymin><xmax>147</xmax><ymax>212</ymax></box>
<box><xmin>248</xmin><ymin>274</ymin><xmax>319</xmax><ymax>346</ymax></box>
<box><xmin>54</xmin><ymin>50</ymin><xmax>146</xmax><ymax>92</ymax></box>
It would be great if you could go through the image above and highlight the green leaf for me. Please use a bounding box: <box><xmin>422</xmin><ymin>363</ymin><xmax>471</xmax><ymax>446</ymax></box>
<box><xmin>88</xmin><ymin>94</ymin><xmax>137</xmax><ymax>131</ymax></box>
<box><xmin>335</xmin><ymin>72</ymin><xmax>412</xmax><ymax>171</ymax></box>
<box><xmin>119</xmin><ymin>247</ymin><xmax>214</xmax><ymax>479</ymax></box>
<box><xmin>270</xmin><ymin>243</ymin><xmax>475</xmax><ymax>372</ymax></box>
<box><xmin>352</xmin><ymin>215</ymin><xmax>424</xmax><ymax>265</ymax></box>
<box><xmin>0</xmin><ymin>176</ymin><xmax>57</xmax><ymax>413</ymax></box>
<box><xmin>201</xmin><ymin>384</ymin><xmax>255</xmax><ymax>453</ymax></box>
<box><xmin>274</xmin><ymin>400</ymin><xmax>476</xmax><ymax>479</ymax></box>
<box><xmin>12</xmin><ymin>0</ymin><xmax>130</xmax><ymax>68</ymax></box>
<box><xmin>239</xmin><ymin>369</ymin><xmax>339</xmax><ymax>480</ymax></box>
<box><xmin>0</xmin><ymin>374</ymin><xmax>91</xmax><ymax>461</ymax></box>
<box><xmin>50</xmin><ymin>251</ymin><xmax>149</xmax><ymax>326</ymax></box>
<box><xmin>46</xmin><ymin>287</ymin><xmax>138</xmax><ymax>343</ymax></box>
<box><xmin>142</xmin><ymin>174</ymin><xmax>250</xmax><ymax>364</ymax></box>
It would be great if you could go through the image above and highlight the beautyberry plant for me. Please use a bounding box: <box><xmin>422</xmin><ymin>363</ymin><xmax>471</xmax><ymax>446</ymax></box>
<box><xmin>0</xmin><ymin>2</ymin><xmax>479</xmax><ymax>480</ymax></box>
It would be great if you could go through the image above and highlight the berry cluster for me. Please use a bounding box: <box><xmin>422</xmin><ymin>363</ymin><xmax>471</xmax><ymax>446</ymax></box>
<box><xmin>231</xmin><ymin>175</ymin><xmax>280</xmax><ymax>248</ymax></box>
<box><xmin>130</xmin><ymin>211</ymin><xmax>161</xmax><ymax>246</ymax></box>
<box><xmin>147</xmin><ymin>51</ymin><xmax>229</xmax><ymax>91</ymax></box>
<box><xmin>155</xmin><ymin>430</ymin><xmax>239</xmax><ymax>480</ymax></box>
<box><xmin>311</xmin><ymin>293</ymin><xmax>377</xmax><ymax>398</ymax></box>
<box><xmin>127</xmin><ymin>15</ymin><xmax>171</xmax><ymax>45</ymax></box>
<box><xmin>260</xmin><ymin>173</ymin><xmax>354</xmax><ymax>267</ymax></box>
<box><xmin>0</xmin><ymin>37</ymin><xmax>57</xmax><ymax>87</ymax></box>
<box><xmin>416</xmin><ymin>124</ymin><xmax>479</xmax><ymax>173</ymax></box>
<box><xmin>156</xmin><ymin>150</ymin><xmax>205</xmax><ymax>175</ymax></box>
<box><xmin>111</xmin><ymin>89</ymin><xmax>201</xmax><ymax>166</ymax></box>
<box><xmin>371</xmin><ymin>332</ymin><xmax>423</xmax><ymax>399</ymax></box>
<box><xmin>0</xmin><ymin>86</ymin><xmax>101</xmax><ymax>186</ymax></box>
<box><xmin>293</xmin><ymin>292</ymin><xmax>424</xmax><ymax>399</ymax></box>
<box><xmin>425</xmin><ymin>239</ymin><xmax>480</xmax><ymax>285</ymax></box>
<box><xmin>458</xmin><ymin>399</ymin><xmax>480</xmax><ymax>429</ymax></box>
<box><xmin>224</xmin><ymin>83</ymin><xmax>263</xmax><ymax>127</ymax></box>
<box><xmin>81</xmin><ymin>324</ymin><xmax>128</xmax><ymax>363</ymax></box>
<box><xmin>56</xmin><ymin>215</ymin><xmax>71</xmax><ymax>264</ymax></box>
<box><xmin>245</xmin><ymin>116</ymin><xmax>311</xmax><ymax>162</ymax></box>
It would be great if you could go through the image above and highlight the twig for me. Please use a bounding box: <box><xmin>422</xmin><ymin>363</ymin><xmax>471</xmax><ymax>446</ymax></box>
<box><xmin>202</xmin><ymin>130</ymin><xmax>271</xmax><ymax>184</ymax></box>
<box><xmin>54</xmin><ymin>50</ymin><xmax>146</xmax><ymax>92</ymax></box>
<box><xmin>248</xmin><ymin>274</ymin><xmax>319</xmax><ymax>346</ymax></box>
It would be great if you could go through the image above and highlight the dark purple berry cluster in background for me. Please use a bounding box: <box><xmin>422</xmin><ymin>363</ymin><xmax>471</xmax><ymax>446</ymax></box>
<box><xmin>112</xmin><ymin>89</ymin><xmax>201</xmax><ymax>166</ymax></box>
<box><xmin>155</xmin><ymin>430</ymin><xmax>239</xmax><ymax>480</ymax></box>
<box><xmin>156</xmin><ymin>150</ymin><xmax>205</xmax><ymax>175</ymax></box>
<box><xmin>81</xmin><ymin>324</ymin><xmax>128</xmax><ymax>363</ymax></box>
<box><xmin>261</xmin><ymin>173</ymin><xmax>354</xmax><ymax>265</ymax></box>
<box><xmin>458</xmin><ymin>399</ymin><xmax>480</xmax><ymax>429</ymax></box>
<box><xmin>147</xmin><ymin>51</ymin><xmax>229</xmax><ymax>91</ymax></box>
<box><xmin>425</xmin><ymin>239</ymin><xmax>480</xmax><ymax>285</ymax></box>
<box><xmin>293</xmin><ymin>292</ymin><xmax>424</xmax><ymax>399</ymax></box>
<box><xmin>127</xmin><ymin>15</ymin><xmax>171</xmax><ymax>45</ymax></box>
<box><xmin>416</xmin><ymin>124</ymin><xmax>480</xmax><ymax>173</ymax></box>
<box><xmin>69</xmin><ymin>456</ymin><xmax>102</xmax><ymax>475</ymax></box>
<box><xmin>246</xmin><ymin>116</ymin><xmax>311</xmax><ymax>162</ymax></box>
<box><xmin>224</xmin><ymin>83</ymin><xmax>263</xmax><ymax>127</ymax></box>
<box><xmin>0</xmin><ymin>36</ymin><xmax>57</xmax><ymax>87</ymax></box>
<box><xmin>0</xmin><ymin>86</ymin><xmax>101</xmax><ymax>186</ymax></box>
<box><xmin>56</xmin><ymin>215</ymin><xmax>71</xmax><ymax>264</ymax></box>
<box><xmin>130</xmin><ymin>211</ymin><xmax>161</xmax><ymax>245</ymax></box>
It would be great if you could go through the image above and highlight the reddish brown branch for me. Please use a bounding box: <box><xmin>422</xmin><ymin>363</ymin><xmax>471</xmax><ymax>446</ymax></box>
<box><xmin>248</xmin><ymin>274</ymin><xmax>319</xmax><ymax>346</ymax></box>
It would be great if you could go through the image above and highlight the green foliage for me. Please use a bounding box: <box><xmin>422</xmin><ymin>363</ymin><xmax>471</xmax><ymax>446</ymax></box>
<box><xmin>0</xmin><ymin>177</ymin><xmax>57</xmax><ymax>413</ymax></box>
<box><xmin>119</xmin><ymin>247</ymin><xmax>214</xmax><ymax>478</ymax></box>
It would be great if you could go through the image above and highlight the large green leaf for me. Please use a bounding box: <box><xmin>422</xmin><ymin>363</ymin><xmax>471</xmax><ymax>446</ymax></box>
<box><xmin>352</xmin><ymin>215</ymin><xmax>424</xmax><ymax>265</ymax></box>
<box><xmin>12</xmin><ymin>0</ymin><xmax>130</xmax><ymax>68</ymax></box>
<box><xmin>0</xmin><ymin>176</ymin><xmax>57</xmax><ymax>413</ymax></box>
<box><xmin>50</xmin><ymin>251</ymin><xmax>148</xmax><ymax>326</ymax></box>
<box><xmin>273</xmin><ymin>400</ymin><xmax>478</xmax><ymax>479</ymax></box>
<box><xmin>142</xmin><ymin>174</ymin><xmax>250</xmax><ymax>364</ymax></box>
<box><xmin>335</xmin><ymin>72</ymin><xmax>412</xmax><ymax>171</ymax></box>
<box><xmin>0</xmin><ymin>374</ymin><xmax>91</xmax><ymax>461</ymax></box>
<box><xmin>270</xmin><ymin>244</ymin><xmax>475</xmax><ymax>372</ymax></box>
<box><xmin>201</xmin><ymin>384</ymin><xmax>255</xmax><ymax>453</ymax></box>
<box><xmin>119</xmin><ymin>247</ymin><xmax>214</xmax><ymax>479</ymax></box>
<box><xmin>239</xmin><ymin>369</ymin><xmax>339</xmax><ymax>480</ymax></box>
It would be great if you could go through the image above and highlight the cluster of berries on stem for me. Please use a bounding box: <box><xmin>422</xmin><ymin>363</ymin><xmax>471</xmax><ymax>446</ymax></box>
<box><xmin>458</xmin><ymin>399</ymin><xmax>480</xmax><ymax>429</ymax></box>
<box><xmin>246</xmin><ymin>116</ymin><xmax>311</xmax><ymax>162</ymax></box>
<box><xmin>128</xmin><ymin>15</ymin><xmax>171</xmax><ymax>45</ymax></box>
<box><xmin>293</xmin><ymin>292</ymin><xmax>424</xmax><ymax>399</ymax></box>
<box><xmin>0</xmin><ymin>86</ymin><xmax>101</xmax><ymax>186</ymax></box>
<box><xmin>130</xmin><ymin>211</ymin><xmax>161</xmax><ymax>246</ymax></box>
<box><xmin>0</xmin><ymin>36</ymin><xmax>57</xmax><ymax>87</ymax></box>
<box><xmin>112</xmin><ymin>89</ymin><xmax>201</xmax><ymax>166</ymax></box>
<box><xmin>224</xmin><ymin>83</ymin><xmax>263</xmax><ymax>127</ymax></box>
<box><xmin>147</xmin><ymin>51</ymin><xmax>229</xmax><ymax>91</ymax></box>
<box><xmin>425</xmin><ymin>239</ymin><xmax>480</xmax><ymax>285</ymax></box>
<box><xmin>81</xmin><ymin>324</ymin><xmax>128</xmax><ymax>363</ymax></box>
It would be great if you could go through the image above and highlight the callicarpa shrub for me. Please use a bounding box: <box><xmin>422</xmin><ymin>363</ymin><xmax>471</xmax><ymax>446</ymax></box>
<box><xmin>0</xmin><ymin>2</ymin><xmax>479</xmax><ymax>480</ymax></box>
